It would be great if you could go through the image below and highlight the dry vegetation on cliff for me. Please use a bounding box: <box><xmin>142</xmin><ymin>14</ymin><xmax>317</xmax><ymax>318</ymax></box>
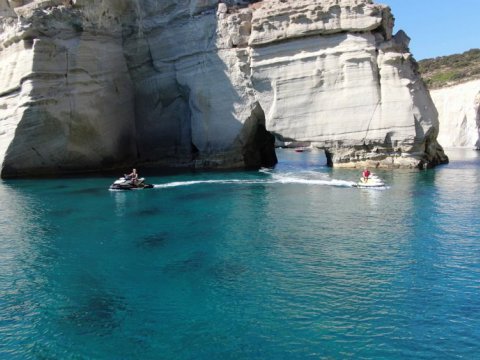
<box><xmin>419</xmin><ymin>48</ymin><xmax>480</xmax><ymax>89</ymax></box>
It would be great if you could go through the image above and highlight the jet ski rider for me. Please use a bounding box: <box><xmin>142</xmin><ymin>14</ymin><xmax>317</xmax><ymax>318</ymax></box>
<box><xmin>362</xmin><ymin>168</ymin><xmax>371</xmax><ymax>181</ymax></box>
<box><xmin>125</xmin><ymin>168</ymin><xmax>139</xmax><ymax>184</ymax></box>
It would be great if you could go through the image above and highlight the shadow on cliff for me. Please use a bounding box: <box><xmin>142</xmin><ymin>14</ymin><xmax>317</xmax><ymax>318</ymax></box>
<box><xmin>2</xmin><ymin>22</ymin><xmax>137</xmax><ymax>178</ymax></box>
<box><xmin>127</xmin><ymin>4</ymin><xmax>277</xmax><ymax>171</ymax></box>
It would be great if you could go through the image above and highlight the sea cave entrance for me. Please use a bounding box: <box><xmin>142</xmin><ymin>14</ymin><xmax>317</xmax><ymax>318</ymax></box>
<box><xmin>242</xmin><ymin>103</ymin><xmax>277</xmax><ymax>169</ymax></box>
<box><xmin>242</xmin><ymin>102</ymin><xmax>329</xmax><ymax>170</ymax></box>
<box><xmin>273</xmin><ymin>142</ymin><xmax>328</xmax><ymax>171</ymax></box>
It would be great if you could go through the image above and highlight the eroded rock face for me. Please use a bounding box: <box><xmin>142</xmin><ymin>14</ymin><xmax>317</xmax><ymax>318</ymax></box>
<box><xmin>430</xmin><ymin>80</ymin><xmax>480</xmax><ymax>149</ymax></box>
<box><xmin>249</xmin><ymin>0</ymin><xmax>389</xmax><ymax>46</ymax></box>
<box><xmin>0</xmin><ymin>1</ymin><xmax>136</xmax><ymax>177</ymax></box>
<box><xmin>123</xmin><ymin>0</ymin><xmax>276</xmax><ymax>169</ymax></box>
<box><xmin>249</xmin><ymin>0</ymin><xmax>447</xmax><ymax>168</ymax></box>
<box><xmin>0</xmin><ymin>0</ymin><xmax>447</xmax><ymax>177</ymax></box>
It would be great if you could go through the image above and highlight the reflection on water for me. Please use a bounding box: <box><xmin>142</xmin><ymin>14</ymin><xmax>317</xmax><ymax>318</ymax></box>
<box><xmin>1</xmin><ymin>149</ymin><xmax>480</xmax><ymax>359</ymax></box>
<box><xmin>111</xmin><ymin>191</ymin><xmax>127</xmax><ymax>218</ymax></box>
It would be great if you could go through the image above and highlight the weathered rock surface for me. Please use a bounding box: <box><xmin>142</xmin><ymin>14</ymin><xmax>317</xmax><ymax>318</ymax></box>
<box><xmin>249</xmin><ymin>0</ymin><xmax>388</xmax><ymax>46</ymax></box>
<box><xmin>0</xmin><ymin>0</ymin><xmax>448</xmax><ymax>177</ymax></box>
<box><xmin>430</xmin><ymin>79</ymin><xmax>480</xmax><ymax>149</ymax></box>
<box><xmin>249</xmin><ymin>0</ymin><xmax>446</xmax><ymax>168</ymax></box>
<box><xmin>0</xmin><ymin>0</ymin><xmax>136</xmax><ymax>177</ymax></box>
<box><xmin>123</xmin><ymin>1</ymin><xmax>275</xmax><ymax>169</ymax></box>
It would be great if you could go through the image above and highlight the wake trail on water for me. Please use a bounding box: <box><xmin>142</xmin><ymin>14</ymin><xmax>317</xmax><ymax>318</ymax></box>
<box><xmin>153</xmin><ymin>171</ymin><xmax>357</xmax><ymax>189</ymax></box>
<box><xmin>153</xmin><ymin>179</ymin><xmax>266</xmax><ymax>188</ymax></box>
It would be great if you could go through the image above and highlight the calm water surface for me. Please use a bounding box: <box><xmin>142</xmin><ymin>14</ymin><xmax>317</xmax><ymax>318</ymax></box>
<box><xmin>1</xmin><ymin>149</ymin><xmax>479</xmax><ymax>359</ymax></box>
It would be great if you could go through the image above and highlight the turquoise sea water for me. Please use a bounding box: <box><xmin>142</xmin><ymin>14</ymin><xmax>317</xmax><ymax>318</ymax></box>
<box><xmin>1</xmin><ymin>149</ymin><xmax>479</xmax><ymax>359</ymax></box>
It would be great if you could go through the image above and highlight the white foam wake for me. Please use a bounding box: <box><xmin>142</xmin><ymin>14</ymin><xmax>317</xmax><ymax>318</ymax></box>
<box><xmin>272</xmin><ymin>177</ymin><xmax>357</xmax><ymax>187</ymax></box>
<box><xmin>153</xmin><ymin>179</ymin><xmax>267</xmax><ymax>188</ymax></box>
<box><xmin>153</xmin><ymin>172</ymin><xmax>357</xmax><ymax>189</ymax></box>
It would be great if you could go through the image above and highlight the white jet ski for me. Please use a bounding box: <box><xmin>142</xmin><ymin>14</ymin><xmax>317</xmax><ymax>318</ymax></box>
<box><xmin>353</xmin><ymin>174</ymin><xmax>385</xmax><ymax>188</ymax></box>
<box><xmin>109</xmin><ymin>176</ymin><xmax>153</xmax><ymax>190</ymax></box>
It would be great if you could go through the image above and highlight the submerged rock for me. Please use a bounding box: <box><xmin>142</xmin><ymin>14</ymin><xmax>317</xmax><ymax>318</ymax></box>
<box><xmin>0</xmin><ymin>0</ymin><xmax>448</xmax><ymax>177</ymax></box>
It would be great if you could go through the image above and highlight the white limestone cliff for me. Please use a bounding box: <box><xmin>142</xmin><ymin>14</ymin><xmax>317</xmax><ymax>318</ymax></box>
<box><xmin>0</xmin><ymin>0</ymin><xmax>448</xmax><ymax>177</ymax></box>
<box><xmin>248</xmin><ymin>0</ymin><xmax>446</xmax><ymax>168</ymax></box>
<box><xmin>122</xmin><ymin>0</ymin><xmax>276</xmax><ymax>170</ymax></box>
<box><xmin>0</xmin><ymin>0</ymin><xmax>136</xmax><ymax>177</ymax></box>
<box><xmin>430</xmin><ymin>80</ymin><xmax>480</xmax><ymax>149</ymax></box>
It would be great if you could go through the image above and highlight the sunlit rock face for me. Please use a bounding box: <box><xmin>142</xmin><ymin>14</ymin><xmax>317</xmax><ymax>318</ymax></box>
<box><xmin>0</xmin><ymin>0</ymin><xmax>447</xmax><ymax>177</ymax></box>
<box><xmin>0</xmin><ymin>0</ymin><xmax>136</xmax><ymax>177</ymax></box>
<box><xmin>249</xmin><ymin>0</ymin><xmax>447</xmax><ymax>168</ymax></box>
<box><xmin>430</xmin><ymin>80</ymin><xmax>480</xmax><ymax>149</ymax></box>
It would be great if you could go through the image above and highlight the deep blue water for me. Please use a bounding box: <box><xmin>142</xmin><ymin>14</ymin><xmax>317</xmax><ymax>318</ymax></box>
<box><xmin>1</xmin><ymin>149</ymin><xmax>479</xmax><ymax>359</ymax></box>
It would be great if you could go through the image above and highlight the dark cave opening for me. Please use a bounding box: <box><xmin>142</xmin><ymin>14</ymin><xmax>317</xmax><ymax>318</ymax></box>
<box><xmin>242</xmin><ymin>103</ymin><xmax>278</xmax><ymax>169</ymax></box>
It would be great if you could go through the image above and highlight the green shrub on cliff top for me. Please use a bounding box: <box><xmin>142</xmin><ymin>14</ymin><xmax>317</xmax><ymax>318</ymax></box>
<box><xmin>419</xmin><ymin>49</ymin><xmax>480</xmax><ymax>89</ymax></box>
